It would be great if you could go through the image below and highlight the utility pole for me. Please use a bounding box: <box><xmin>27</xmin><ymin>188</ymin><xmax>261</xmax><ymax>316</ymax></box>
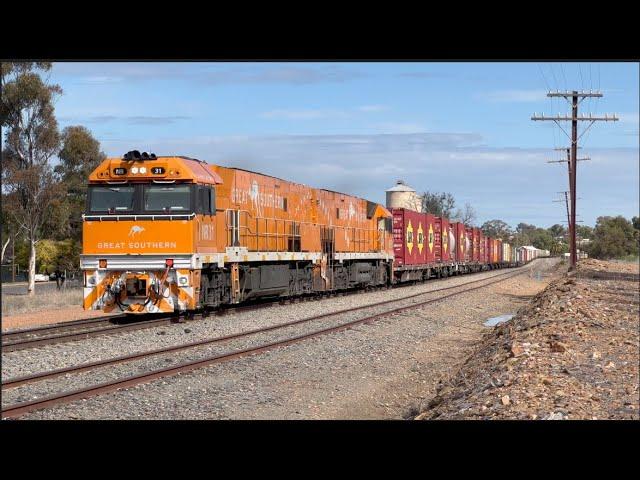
<box><xmin>549</xmin><ymin>149</ymin><xmax>589</xmax><ymax>256</ymax></box>
<box><xmin>532</xmin><ymin>90</ymin><xmax>618</xmax><ymax>271</ymax></box>
<box><xmin>547</xmin><ymin>147</ymin><xmax>590</xmax><ymax>193</ymax></box>
<box><xmin>553</xmin><ymin>191</ymin><xmax>572</xmax><ymax>231</ymax></box>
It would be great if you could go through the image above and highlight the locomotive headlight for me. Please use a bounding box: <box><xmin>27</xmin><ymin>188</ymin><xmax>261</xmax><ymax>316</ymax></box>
<box><xmin>179</xmin><ymin>276</ymin><xmax>188</xmax><ymax>285</ymax></box>
<box><xmin>87</xmin><ymin>275</ymin><xmax>96</xmax><ymax>286</ymax></box>
<box><xmin>131</xmin><ymin>167</ymin><xmax>139</xmax><ymax>174</ymax></box>
<box><xmin>139</xmin><ymin>167</ymin><xmax>147</xmax><ymax>174</ymax></box>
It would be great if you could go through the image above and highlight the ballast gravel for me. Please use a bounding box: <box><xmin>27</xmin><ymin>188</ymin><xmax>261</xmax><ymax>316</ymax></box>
<box><xmin>3</xmin><ymin>259</ymin><xmax>560</xmax><ymax>419</ymax></box>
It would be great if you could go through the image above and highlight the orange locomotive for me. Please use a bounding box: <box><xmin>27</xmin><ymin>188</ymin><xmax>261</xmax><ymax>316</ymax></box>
<box><xmin>82</xmin><ymin>151</ymin><xmax>394</xmax><ymax>314</ymax></box>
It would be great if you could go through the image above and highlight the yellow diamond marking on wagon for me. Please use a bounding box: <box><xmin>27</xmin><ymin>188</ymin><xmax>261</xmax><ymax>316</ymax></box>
<box><xmin>428</xmin><ymin>224</ymin><xmax>434</xmax><ymax>253</ymax></box>
<box><xmin>417</xmin><ymin>222</ymin><xmax>424</xmax><ymax>254</ymax></box>
<box><xmin>406</xmin><ymin>220</ymin><xmax>414</xmax><ymax>255</ymax></box>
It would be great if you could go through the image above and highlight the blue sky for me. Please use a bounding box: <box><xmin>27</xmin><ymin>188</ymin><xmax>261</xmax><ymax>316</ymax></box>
<box><xmin>49</xmin><ymin>62</ymin><xmax>639</xmax><ymax>228</ymax></box>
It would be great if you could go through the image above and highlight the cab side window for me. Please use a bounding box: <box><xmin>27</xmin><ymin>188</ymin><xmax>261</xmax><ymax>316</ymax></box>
<box><xmin>196</xmin><ymin>185</ymin><xmax>215</xmax><ymax>215</ymax></box>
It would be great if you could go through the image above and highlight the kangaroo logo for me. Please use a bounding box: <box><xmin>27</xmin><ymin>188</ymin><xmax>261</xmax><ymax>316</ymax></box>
<box><xmin>128</xmin><ymin>225</ymin><xmax>145</xmax><ymax>237</ymax></box>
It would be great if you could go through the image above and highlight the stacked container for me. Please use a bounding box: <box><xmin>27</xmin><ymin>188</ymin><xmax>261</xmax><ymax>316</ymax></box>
<box><xmin>454</xmin><ymin>223</ymin><xmax>469</xmax><ymax>263</ymax></box>
<box><xmin>392</xmin><ymin>208</ymin><xmax>427</xmax><ymax>267</ymax></box>
<box><xmin>473</xmin><ymin>228</ymin><xmax>481</xmax><ymax>262</ymax></box>
<box><xmin>440</xmin><ymin>217</ymin><xmax>452</xmax><ymax>262</ymax></box>
<box><xmin>479</xmin><ymin>230</ymin><xmax>486</xmax><ymax>263</ymax></box>
<box><xmin>424</xmin><ymin>213</ymin><xmax>438</xmax><ymax>264</ymax></box>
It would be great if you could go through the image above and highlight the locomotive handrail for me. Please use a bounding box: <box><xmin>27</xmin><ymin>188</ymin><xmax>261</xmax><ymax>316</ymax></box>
<box><xmin>223</xmin><ymin>208</ymin><xmax>386</xmax><ymax>253</ymax></box>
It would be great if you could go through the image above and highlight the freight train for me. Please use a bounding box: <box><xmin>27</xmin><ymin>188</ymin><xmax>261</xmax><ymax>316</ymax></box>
<box><xmin>81</xmin><ymin>151</ymin><xmax>546</xmax><ymax>314</ymax></box>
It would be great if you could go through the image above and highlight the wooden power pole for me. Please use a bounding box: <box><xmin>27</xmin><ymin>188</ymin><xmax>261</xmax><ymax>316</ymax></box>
<box><xmin>533</xmin><ymin>90</ymin><xmax>618</xmax><ymax>271</ymax></box>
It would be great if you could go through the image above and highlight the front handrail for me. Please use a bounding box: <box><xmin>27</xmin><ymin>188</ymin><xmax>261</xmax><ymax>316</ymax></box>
<box><xmin>83</xmin><ymin>213</ymin><xmax>196</xmax><ymax>221</ymax></box>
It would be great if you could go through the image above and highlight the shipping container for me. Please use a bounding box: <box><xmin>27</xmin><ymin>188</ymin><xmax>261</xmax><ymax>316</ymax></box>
<box><xmin>454</xmin><ymin>222</ymin><xmax>469</xmax><ymax>263</ymax></box>
<box><xmin>502</xmin><ymin>242</ymin><xmax>510</xmax><ymax>264</ymax></box>
<box><xmin>488</xmin><ymin>237</ymin><xmax>496</xmax><ymax>264</ymax></box>
<box><xmin>449</xmin><ymin>223</ymin><xmax>457</xmax><ymax>262</ymax></box>
<box><xmin>392</xmin><ymin>208</ymin><xmax>427</xmax><ymax>266</ymax></box>
<box><xmin>440</xmin><ymin>217</ymin><xmax>452</xmax><ymax>262</ymax></box>
<box><xmin>434</xmin><ymin>216</ymin><xmax>442</xmax><ymax>263</ymax></box>
<box><xmin>424</xmin><ymin>213</ymin><xmax>438</xmax><ymax>264</ymax></box>
<box><xmin>465</xmin><ymin>226</ymin><xmax>475</xmax><ymax>262</ymax></box>
<box><xmin>472</xmin><ymin>228</ymin><xmax>481</xmax><ymax>262</ymax></box>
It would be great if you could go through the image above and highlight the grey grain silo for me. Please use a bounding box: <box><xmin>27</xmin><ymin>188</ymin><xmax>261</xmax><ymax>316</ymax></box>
<box><xmin>386</xmin><ymin>180</ymin><xmax>421</xmax><ymax>211</ymax></box>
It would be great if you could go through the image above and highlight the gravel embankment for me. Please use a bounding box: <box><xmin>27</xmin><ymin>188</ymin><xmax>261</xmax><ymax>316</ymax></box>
<box><xmin>4</xmin><ymin>259</ymin><xmax>559</xmax><ymax>419</ymax></box>
<box><xmin>416</xmin><ymin>258</ymin><xmax>639</xmax><ymax>420</ymax></box>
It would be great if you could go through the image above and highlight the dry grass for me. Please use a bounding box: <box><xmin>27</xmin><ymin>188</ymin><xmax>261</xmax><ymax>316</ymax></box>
<box><xmin>2</xmin><ymin>287</ymin><xmax>82</xmax><ymax>316</ymax></box>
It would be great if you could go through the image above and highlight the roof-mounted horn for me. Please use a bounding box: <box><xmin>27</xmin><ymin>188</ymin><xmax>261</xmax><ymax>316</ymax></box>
<box><xmin>122</xmin><ymin>150</ymin><xmax>141</xmax><ymax>161</ymax></box>
<box><xmin>122</xmin><ymin>150</ymin><xmax>156</xmax><ymax>160</ymax></box>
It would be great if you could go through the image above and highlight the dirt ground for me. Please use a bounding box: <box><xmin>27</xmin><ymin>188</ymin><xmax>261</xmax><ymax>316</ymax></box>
<box><xmin>2</xmin><ymin>306</ymin><xmax>117</xmax><ymax>331</ymax></box>
<box><xmin>416</xmin><ymin>258</ymin><xmax>640</xmax><ymax>420</ymax></box>
<box><xmin>321</xmin><ymin>262</ymin><xmax>562</xmax><ymax>419</ymax></box>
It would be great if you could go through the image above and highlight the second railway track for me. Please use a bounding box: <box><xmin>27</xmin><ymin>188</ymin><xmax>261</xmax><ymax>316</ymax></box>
<box><xmin>2</xmin><ymin>264</ymin><xmax>538</xmax><ymax>419</ymax></box>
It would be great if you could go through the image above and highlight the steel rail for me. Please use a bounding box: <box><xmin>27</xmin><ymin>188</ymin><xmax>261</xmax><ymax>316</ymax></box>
<box><xmin>2</xmin><ymin>314</ymin><xmax>128</xmax><ymax>340</ymax></box>
<box><xmin>1</xmin><ymin>266</ymin><xmax>535</xmax><ymax>419</ymax></box>
<box><xmin>1</xmin><ymin>316</ymin><xmax>182</xmax><ymax>352</ymax></box>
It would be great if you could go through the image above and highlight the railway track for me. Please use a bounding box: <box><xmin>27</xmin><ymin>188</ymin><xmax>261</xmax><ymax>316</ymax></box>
<box><xmin>0</xmin><ymin>291</ymin><xmax>322</xmax><ymax>352</ymax></box>
<box><xmin>1</xmin><ymin>264</ymin><xmax>525</xmax><ymax>352</ymax></box>
<box><xmin>1</xmin><ymin>264</ymin><xmax>538</xmax><ymax>419</ymax></box>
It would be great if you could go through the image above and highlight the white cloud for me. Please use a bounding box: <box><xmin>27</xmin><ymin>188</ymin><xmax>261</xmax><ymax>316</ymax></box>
<box><xmin>357</xmin><ymin>104</ymin><xmax>388</xmax><ymax>112</ymax></box>
<box><xmin>260</xmin><ymin>109</ymin><xmax>348</xmax><ymax>120</ymax></box>
<box><xmin>372</xmin><ymin>123</ymin><xmax>427</xmax><ymax>134</ymax></box>
<box><xmin>478</xmin><ymin>89</ymin><xmax>547</xmax><ymax>102</ymax></box>
<box><xmin>77</xmin><ymin>76</ymin><xmax>124</xmax><ymax>85</ymax></box>
<box><xmin>53</xmin><ymin>63</ymin><xmax>365</xmax><ymax>86</ymax></box>
<box><xmin>260</xmin><ymin>104</ymin><xmax>389</xmax><ymax>120</ymax></box>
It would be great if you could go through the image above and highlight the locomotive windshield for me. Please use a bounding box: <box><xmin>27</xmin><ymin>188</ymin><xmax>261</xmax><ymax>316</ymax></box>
<box><xmin>144</xmin><ymin>185</ymin><xmax>191</xmax><ymax>212</ymax></box>
<box><xmin>88</xmin><ymin>186</ymin><xmax>135</xmax><ymax>212</ymax></box>
<box><xmin>86</xmin><ymin>183</ymin><xmax>215</xmax><ymax>215</ymax></box>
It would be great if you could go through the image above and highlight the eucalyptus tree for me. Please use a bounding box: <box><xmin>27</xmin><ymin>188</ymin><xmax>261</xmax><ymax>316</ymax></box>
<box><xmin>1</xmin><ymin>62</ymin><xmax>62</xmax><ymax>294</ymax></box>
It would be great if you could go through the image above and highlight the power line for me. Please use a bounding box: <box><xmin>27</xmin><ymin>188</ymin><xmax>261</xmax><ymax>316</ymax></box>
<box><xmin>560</xmin><ymin>63</ymin><xmax>568</xmax><ymax>92</ymax></box>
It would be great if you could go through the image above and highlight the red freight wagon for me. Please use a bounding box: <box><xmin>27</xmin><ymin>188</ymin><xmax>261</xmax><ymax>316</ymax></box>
<box><xmin>496</xmin><ymin>239</ymin><xmax>503</xmax><ymax>263</ymax></box>
<box><xmin>434</xmin><ymin>217</ymin><xmax>442</xmax><ymax>263</ymax></box>
<box><xmin>424</xmin><ymin>213</ymin><xmax>438</xmax><ymax>264</ymax></box>
<box><xmin>392</xmin><ymin>208</ymin><xmax>427</xmax><ymax>266</ymax></box>
<box><xmin>454</xmin><ymin>222</ymin><xmax>468</xmax><ymax>263</ymax></box>
<box><xmin>391</xmin><ymin>208</ymin><xmax>426</xmax><ymax>266</ymax></box>
<box><xmin>442</xmin><ymin>218</ymin><xmax>453</xmax><ymax>262</ymax></box>
<box><xmin>484</xmin><ymin>237</ymin><xmax>491</xmax><ymax>263</ymax></box>
<box><xmin>487</xmin><ymin>237</ymin><xmax>495</xmax><ymax>264</ymax></box>
<box><xmin>471</xmin><ymin>227</ymin><xmax>481</xmax><ymax>262</ymax></box>
<box><xmin>438</xmin><ymin>217</ymin><xmax>453</xmax><ymax>263</ymax></box>
<box><xmin>463</xmin><ymin>224</ymin><xmax>471</xmax><ymax>262</ymax></box>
